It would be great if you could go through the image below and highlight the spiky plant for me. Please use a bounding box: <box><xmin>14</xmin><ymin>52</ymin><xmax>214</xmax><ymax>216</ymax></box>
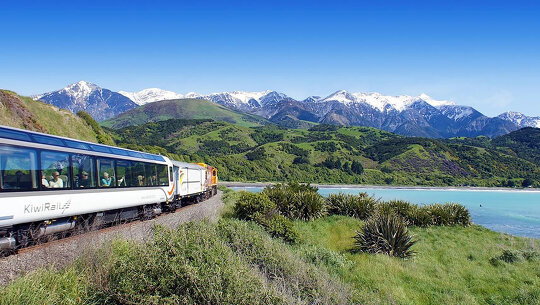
<box><xmin>263</xmin><ymin>183</ymin><xmax>326</xmax><ymax>220</ymax></box>
<box><xmin>407</xmin><ymin>205</ymin><xmax>432</xmax><ymax>227</ymax></box>
<box><xmin>427</xmin><ymin>203</ymin><xmax>471</xmax><ymax>226</ymax></box>
<box><xmin>383</xmin><ymin>200</ymin><xmax>414</xmax><ymax>220</ymax></box>
<box><xmin>326</xmin><ymin>192</ymin><xmax>377</xmax><ymax>219</ymax></box>
<box><xmin>446</xmin><ymin>203</ymin><xmax>472</xmax><ymax>226</ymax></box>
<box><xmin>354</xmin><ymin>212</ymin><xmax>416</xmax><ymax>258</ymax></box>
<box><xmin>287</xmin><ymin>191</ymin><xmax>327</xmax><ymax>220</ymax></box>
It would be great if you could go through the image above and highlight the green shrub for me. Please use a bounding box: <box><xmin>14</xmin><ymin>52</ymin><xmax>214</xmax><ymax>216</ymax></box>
<box><xmin>522</xmin><ymin>250</ymin><xmax>540</xmax><ymax>262</ymax></box>
<box><xmin>406</xmin><ymin>205</ymin><xmax>433</xmax><ymax>227</ymax></box>
<box><xmin>427</xmin><ymin>203</ymin><xmax>471</xmax><ymax>226</ymax></box>
<box><xmin>379</xmin><ymin>200</ymin><xmax>414</xmax><ymax>220</ymax></box>
<box><xmin>263</xmin><ymin>183</ymin><xmax>326</xmax><ymax>221</ymax></box>
<box><xmin>233</xmin><ymin>191</ymin><xmax>298</xmax><ymax>242</ymax></box>
<box><xmin>234</xmin><ymin>191</ymin><xmax>276</xmax><ymax>221</ymax></box>
<box><xmin>499</xmin><ymin>250</ymin><xmax>522</xmax><ymax>263</ymax></box>
<box><xmin>252</xmin><ymin>212</ymin><xmax>299</xmax><ymax>243</ymax></box>
<box><xmin>490</xmin><ymin>249</ymin><xmax>523</xmax><ymax>266</ymax></box>
<box><xmin>490</xmin><ymin>249</ymin><xmax>539</xmax><ymax>266</ymax></box>
<box><xmin>354</xmin><ymin>211</ymin><xmax>416</xmax><ymax>258</ymax></box>
<box><xmin>446</xmin><ymin>203</ymin><xmax>472</xmax><ymax>226</ymax></box>
<box><xmin>287</xmin><ymin>191</ymin><xmax>327</xmax><ymax>220</ymax></box>
<box><xmin>326</xmin><ymin>192</ymin><xmax>377</xmax><ymax>219</ymax></box>
<box><xmin>263</xmin><ymin>184</ymin><xmax>291</xmax><ymax>209</ymax></box>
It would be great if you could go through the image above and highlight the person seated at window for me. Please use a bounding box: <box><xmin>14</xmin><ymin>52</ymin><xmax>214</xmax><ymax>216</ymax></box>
<box><xmin>14</xmin><ymin>171</ymin><xmax>24</xmax><ymax>189</ymax></box>
<box><xmin>137</xmin><ymin>175</ymin><xmax>145</xmax><ymax>186</ymax></box>
<box><xmin>49</xmin><ymin>171</ymin><xmax>63</xmax><ymax>188</ymax></box>
<box><xmin>101</xmin><ymin>172</ymin><xmax>112</xmax><ymax>187</ymax></box>
<box><xmin>149</xmin><ymin>175</ymin><xmax>157</xmax><ymax>186</ymax></box>
<box><xmin>78</xmin><ymin>171</ymin><xmax>91</xmax><ymax>188</ymax></box>
<box><xmin>41</xmin><ymin>173</ymin><xmax>50</xmax><ymax>188</ymax></box>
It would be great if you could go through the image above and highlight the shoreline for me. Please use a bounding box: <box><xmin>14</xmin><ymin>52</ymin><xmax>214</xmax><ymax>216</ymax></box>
<box><xmin>222</xmin><ymin>181</ymin><xmax>540</xmax><ymax>193</ymax></box>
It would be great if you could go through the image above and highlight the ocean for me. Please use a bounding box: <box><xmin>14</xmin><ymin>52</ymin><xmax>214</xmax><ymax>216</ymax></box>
<box><xmin>230</xmin><ymin>186</ymin><xmax>540</xmax><ymax>239</ymax></box>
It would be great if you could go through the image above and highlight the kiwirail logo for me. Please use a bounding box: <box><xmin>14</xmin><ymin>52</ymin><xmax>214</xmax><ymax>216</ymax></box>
<box><xmin>24</xmin><ymin>199</ymin><xmax>72</xmax><ymax>215</ymax></box>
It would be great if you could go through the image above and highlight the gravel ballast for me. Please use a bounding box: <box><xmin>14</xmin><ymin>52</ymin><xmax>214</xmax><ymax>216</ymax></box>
<box><xmin>0</xmin><ymin>191</ymin><xmax>224</xmax><ymax>286</ymax></box>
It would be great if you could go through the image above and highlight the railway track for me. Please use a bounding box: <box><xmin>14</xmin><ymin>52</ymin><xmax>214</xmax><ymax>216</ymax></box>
<box><xmin>0</xmin><ymin>191</ymin><xmax>223</xmax><ymax>286</ymax></box>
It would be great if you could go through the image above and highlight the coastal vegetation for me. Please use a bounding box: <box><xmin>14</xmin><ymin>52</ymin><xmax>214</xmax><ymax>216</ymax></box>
<box><xmin>1</xmin><ymin>186</ymin><xmax>539</xmax><ymax>305</ymax></box>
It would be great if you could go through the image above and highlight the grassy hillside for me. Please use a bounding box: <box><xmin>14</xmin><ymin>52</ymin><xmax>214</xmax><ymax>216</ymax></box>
<box><xmin>101</xmin><ymin>98</ymin><xmax>270</xmax><ymax>129</ymax></box>
<box><xmin>108</xmin><ymin>119</ymin><xmax>540</xmax><ymax>187</ymax></box>
<box><xmin>0</xmin><ymin>90</ymin><xmax>113</xmax><ymax>144</ymax></box>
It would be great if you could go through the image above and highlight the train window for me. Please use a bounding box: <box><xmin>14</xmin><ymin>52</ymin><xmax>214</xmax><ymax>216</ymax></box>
<box><xmin>156</xmin><ymin>165</ymin><xmax>169</xmax><ymax>186</ymax></box>
<box><xmin>131</xmin><ymin>162</ymin><xmax>146</xmax><ymax>187</ymax></box>
<box><xmin>64</xmin><ymin>140</ymin><xmax>90</xmax><ymax>150</ymax></box>
<box><xmin>0</xmin><ymin>145</ymin><xmax>38</xmax><ymax>191</ymax></box>
<box><xmin>32</xmin><ymin>134</ymin><xmax>64</xmax><ymax>146</ymax></box>
<box><xmin>109</xmin><ymin>148</ymin><xmax>130</xmax><ymax>156</ymax></box>
<box><xmin>145</xmin><ymin>164</ymin><xmax>157</xmax><ymax>186</ymax></box>
<box><xmin>97</xmin><ymin>159</ymin><xmax>116</xmax><ymax>188</ymax></box>
<box><xmin>40</xmin><ymin>151</ymin><xmax>71</xmax><ymax>189</ymax></box>
<box><xmin>72</xmin><ymin>154</ymin><xmax>96</xmax><ymax>188</ymax></box>
<box><xmin>0</xmin><ymin>129</ymin><xmax>32</xmax><ymax>142</ymax></box>
<box><xmin>128</xmin><ymin>151</ymin><xmax>144</xmax><ymax>159</ymax></box>
<box><xmin>168</xmin><ymin>166</ymin><xmax>173</xmax><ymax>182</ymax></box>
<box><xmin>89</xmin><ymin>144</ymin><xmax>111</xmax><ymax>154</ymax></box>
<box><xmin>115</xmin><ymin>160</ymin><xmax>132</xmax><ymax>187</ymax></box>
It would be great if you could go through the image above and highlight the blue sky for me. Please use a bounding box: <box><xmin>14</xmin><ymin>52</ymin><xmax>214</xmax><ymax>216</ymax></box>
<box><xmin>1</xmin><ymin>0</ymin><xmax>539</xmax><ymax>116</ymax></box>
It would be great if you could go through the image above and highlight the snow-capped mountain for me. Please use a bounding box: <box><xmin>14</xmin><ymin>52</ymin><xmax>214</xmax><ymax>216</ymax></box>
<box><xmin>195</xmin><ymin>89</ymin><xmax>521</xmax><ymax>137</ymax></box>
<box><xmin>33</xmin><ymin>81</ymin><xmax>138</xmax><ymax>121</ymax></box>
<box><xmin>119</xmin><ymin>88</ymin><xmax>184</xmax><ymax>105</ymax></box>
<box><xmin>498</xmin><ymin>112</ymin><xmax>540</xmax><ymax>128</ymax></box>
<box><xmin>319</xmin><ymin>90</ymin><xmax>455</xmax><ymax>112</ymax></box>
<box><xmin>31</xmin><ymin>82</ymin><xmax>539</xmax><ymax>138</ymax></box>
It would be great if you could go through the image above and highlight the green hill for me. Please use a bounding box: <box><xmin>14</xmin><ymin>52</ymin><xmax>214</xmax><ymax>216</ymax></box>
<box><xmin>108</xmin><ymin>119</ymin><xmax>540</xmax><ymax>187</ymax></box>
<box><xmin>0</xmin><ymin>90</ymin><xmax>113</xmax><ymax>144</ymax></box>
<box><xmin>101</xmin><ymin>98</ymin><xmax>270</xmax><ymax>129</ymax></box>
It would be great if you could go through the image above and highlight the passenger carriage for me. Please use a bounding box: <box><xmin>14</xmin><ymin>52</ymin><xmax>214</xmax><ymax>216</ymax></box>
<box><xmin>0</xmin><ymin>125</ymin><xmax>217</xmax><ymax>252</ymax></box>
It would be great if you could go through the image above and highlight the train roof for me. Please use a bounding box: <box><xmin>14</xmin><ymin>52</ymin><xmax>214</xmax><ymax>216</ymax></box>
<box><xmin>0</xmin><ymin>125</ymin><xmax>165</xmax><ymax>162</ymax></box>
<box><xmin>171</xmin><ymin>161</ymin><xmax>205</xmax><ymax>169</ymax></box>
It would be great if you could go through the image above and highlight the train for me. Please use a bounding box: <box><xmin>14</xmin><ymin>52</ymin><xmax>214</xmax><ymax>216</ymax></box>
<box><xmin>0</xmin><ymin>125</ymin><xmax>218</xmax><ymax>253</ymax></box>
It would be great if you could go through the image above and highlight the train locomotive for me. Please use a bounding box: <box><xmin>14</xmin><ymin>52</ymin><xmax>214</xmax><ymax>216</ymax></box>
<box><xmin>0</xmin><ymin>125</ymin><xmax>218</xmax><ymax>253</ymax></box>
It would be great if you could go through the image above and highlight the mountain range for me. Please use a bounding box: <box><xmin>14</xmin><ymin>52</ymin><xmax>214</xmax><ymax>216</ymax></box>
<box><xmin>33</xmin><ymin>81</ymin><xmax>540</xmax><ymax>137</ymax></box>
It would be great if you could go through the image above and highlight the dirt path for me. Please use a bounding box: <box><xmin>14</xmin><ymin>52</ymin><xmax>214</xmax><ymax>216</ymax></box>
<box><xmin>0</xmin><ymin>191</ymin><xmax>224</xmax><ymax>286</ymax></box>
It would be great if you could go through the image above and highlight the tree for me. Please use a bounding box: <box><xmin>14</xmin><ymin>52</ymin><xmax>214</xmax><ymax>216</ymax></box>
<box><xmin>522</xmin><ymin>178</ymin><xmax>534</xmax><ymax>188</ymax></box>
<box><xmin>351</xmin><ymin>160</ymin><xmax>364</xmax><ymax>175</ymax></box>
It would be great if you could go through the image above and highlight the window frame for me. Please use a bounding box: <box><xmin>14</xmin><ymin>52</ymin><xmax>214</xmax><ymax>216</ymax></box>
<box><xmin>0</xmin><ymin>144</ymin><xmax>39</xmax><ymax>192</ymax></box>
<box><xmin>97</xmin><ymin>157</ymin><xmax>117</xmax><ymax>188</ymax></box>
<box><xmin>39</xmin><ymin>149</ymin><xmax>72</xmax><ymax>191</ymax></box>
<box><xmin>71</xmin><ymin>153</ymin><xmax>98</xmax><ymax>189</ymax></box>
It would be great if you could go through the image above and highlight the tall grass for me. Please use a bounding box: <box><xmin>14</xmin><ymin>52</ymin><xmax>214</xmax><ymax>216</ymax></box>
<box><xmin>0</xmin><ymin>220</ymin><xmax>355</xmax><ymax>305</ymax></box>
<box><xmin>0</xmin><ymin>267</ymin><xmax>101</xmax><ymax>305</ymax></box>
<box><xmin>294</xmin><ymin>215</ymin><xmax>540</xmax><ymax>305</ymax></box>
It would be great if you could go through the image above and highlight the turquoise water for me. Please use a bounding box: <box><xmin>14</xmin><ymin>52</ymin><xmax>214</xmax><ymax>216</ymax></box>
<box><xmin>230</xmin><ymin>186</ymin><xmax>540</xmax><ymax>239</ymax></box>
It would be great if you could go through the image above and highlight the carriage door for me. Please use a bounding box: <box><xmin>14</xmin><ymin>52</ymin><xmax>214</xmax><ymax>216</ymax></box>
<box><xmin>173</xmin><ymin>166</ymin><xmax>180</xmax><ymax>196</ymax></box>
